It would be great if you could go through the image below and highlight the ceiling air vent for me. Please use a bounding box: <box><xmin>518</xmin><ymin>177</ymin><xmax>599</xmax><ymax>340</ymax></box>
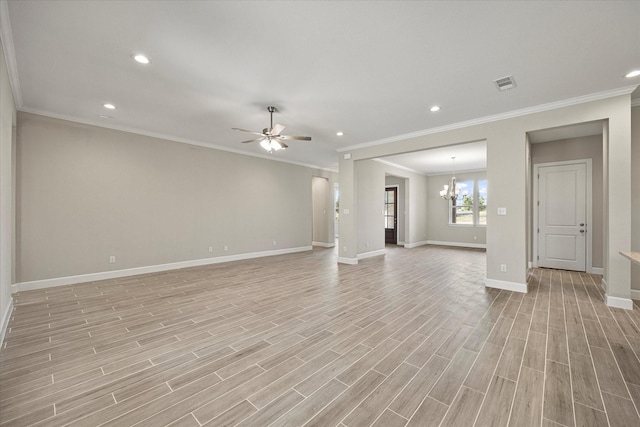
<box><xmin>494</xmin><ymin>75</ymin><xmax>516</xmax><ymax>91</ymax></box>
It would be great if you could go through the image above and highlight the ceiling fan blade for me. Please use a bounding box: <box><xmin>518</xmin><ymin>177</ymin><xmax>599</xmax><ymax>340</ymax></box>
<box><xmin>270</xmin><ymin>123</ymin><xmax>285</xmax><ymax>136</ymax></box>
<box><xmin>232</xmin><ymin>128</ymin><xmax>265</xmax><ymax>136</ymax></box>
<box><xmin>240</xmin><ymin>138</ymin><xmax>265</xmax><ymax>144</ymax></box>
<box><xmin>279</xmin><ymin>135</ymin><xmax>312</xmax><ymax>141</ymax></box>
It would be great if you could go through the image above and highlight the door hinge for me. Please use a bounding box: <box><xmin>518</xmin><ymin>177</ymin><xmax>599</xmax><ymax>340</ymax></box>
<box><xmin>537</xmin><ymin>255</ymin><xmax>539</xmax><ymax>260</ymax></box>
<box><xmin>537</xmin><ymin>228</ymin><xmax>539</xmax><ymax>233</ymax></box>
<box><xmin>537</xmin><ymin>201</ymin><xmax>539</xmax><ymax>206</ymax></box>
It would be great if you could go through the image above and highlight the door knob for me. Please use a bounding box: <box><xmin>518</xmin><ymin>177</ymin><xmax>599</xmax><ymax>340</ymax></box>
<box><xmin>580</xmin><ymin>223</ymin><xmax>585</xmax><ymax>226</ymax></box>
<box><xmin>580</xmin><ymin>230</ymin><xmax>585</xmax><ymax>233</ymax></box>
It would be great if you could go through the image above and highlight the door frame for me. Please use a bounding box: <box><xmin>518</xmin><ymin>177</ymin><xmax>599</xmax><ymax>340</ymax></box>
<box><xmin>385</xmin><ymin>186</ymin><xmax>398</xmax><ymax>244</ymax></box>
<box><xmin>533</xmin><ymin>159</ymin><xmax>593</xmax><ymax>273</ymax></box>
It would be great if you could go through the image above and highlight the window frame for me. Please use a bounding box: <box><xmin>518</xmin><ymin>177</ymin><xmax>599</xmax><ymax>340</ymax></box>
<box><xmin>448</xmin><ymin>178</ymin><xmax>487</xmax><ymax>227</ymax></box>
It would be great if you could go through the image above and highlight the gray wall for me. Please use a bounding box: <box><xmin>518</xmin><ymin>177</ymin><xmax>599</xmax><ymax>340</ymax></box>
<box><xmin>355</xmin><ymin>160</ymin><xmax>386</xmax><ymax>254</ymax></box>
<box><xmin>530</xmin><ymin>135</ymin><xmax>604</xmax><ymax>269</ymax></box>
<box><xmin>312</xmin><ymin>176</ymin><xmax>332</xmax><ymax>245</ymax></box>
<box><xmin>427</xmin><ymin>170</ymin><xmax>487</xmax><ymax>246</ymax></box>
<box><xmin>1</xmin><ymin>39</ymin><xmax>17</xmax><ymax>340</ymax></box>
<box><xmin>16</xmin><ymin>112</ymin><xmax>336</xmax><ymax>283</ymax></box>
<box><xmin>632</xmin><ymin>106</ymin><xmax>640</xmax><ymax>291</ymax></box>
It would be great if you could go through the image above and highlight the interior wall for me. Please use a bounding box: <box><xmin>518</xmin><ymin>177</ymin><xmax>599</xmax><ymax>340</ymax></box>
<box><xmin>312</xmin><ymin>176</ymin><xmax>332</xmax><ymax>245</ymax></box>
<box><xmin>530</xmin><ymin>134</ymin><xmax>604</xmax><ymax>269</ymax></box>
<box><xmin>16</xmin><ymin>112</ymin><xmax>337</xmax><ymax>284</ymax></box>
<box><xmin>632</xmin><ymin>106</ymin><xmax>640</xmax><ymax>292</ymax></box>
<box><xmin>426</xmin><ymin>170</ymin><xmax>487</xmax><ymax>246</ymax></box>
<box><xmin>355</xmin><ymin>160</ymin><xmax>386</xmax><ymax>254</ymax></box>
<box><xmin>0</xmin><ymin>38</ymin><xmax>17</xmax><ymax>341</ymax></box>
<box><xmin>385</xmin><ymin>175</ymin><xmax>405</xmax><ymax>244</ymax></box>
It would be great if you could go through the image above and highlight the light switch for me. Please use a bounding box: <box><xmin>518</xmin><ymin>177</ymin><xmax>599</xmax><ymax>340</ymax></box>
<box><xmin>497</xmin><ymin>207</ymin><xmax>507</xmax><ymax>216</ymax></box>
<box><xmin>343</xmin><ymin>208</ymin><xmax>350</xmax><ymax>215</ymax></box>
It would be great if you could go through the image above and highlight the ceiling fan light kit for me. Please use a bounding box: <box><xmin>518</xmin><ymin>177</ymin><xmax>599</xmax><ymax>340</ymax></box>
<box><xmin>233</xmin><ymin>106</ymin><xmax>312</xmax><ymax>153</ymax></box>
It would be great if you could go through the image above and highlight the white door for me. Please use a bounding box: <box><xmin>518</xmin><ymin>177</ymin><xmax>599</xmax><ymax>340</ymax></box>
<box><xmin>537</xmin><ymin>163</ymin><xmax>586</xmax><ymax>271</ymax></box>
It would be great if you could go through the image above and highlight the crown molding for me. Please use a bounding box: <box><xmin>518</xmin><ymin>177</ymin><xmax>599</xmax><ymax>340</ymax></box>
<box><xmin>0</xmin><ymin>0</ymin><xmax>22</xmax><ymax>107</ymax></box>
<box><xmin>337</xmin><ymin>85</ymin><xmax>639</xmax><ymax>153</ymax></box>
<box><xmin>18</xmin><ymin>108</ymin><xmax>338</xmax><ymax>173</ymax></box>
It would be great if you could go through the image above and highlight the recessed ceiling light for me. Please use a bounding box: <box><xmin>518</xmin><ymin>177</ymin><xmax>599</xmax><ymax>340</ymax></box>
<box><xmin>625</xmin><ymin>70</ymin><xmax>640</xmax><ymax>78</ymax></box>
<box><xmin>336</xmin><ymin>131</ymin><xmax>344</xmax><ymax>136</ymax></box>
<box><xmin>430</xmin><ymin>106</ymin><xmax>440</xmax><ymax>112</ymax></box>
<box><xmin>103</xmin><ymin>103</ymin><xmax>116</xmax><ymax>110</ymax></box>
<box><xmin>133</xmin><ymin>54</ymin><xmax>150</xmax><ymax>64</ymax></box>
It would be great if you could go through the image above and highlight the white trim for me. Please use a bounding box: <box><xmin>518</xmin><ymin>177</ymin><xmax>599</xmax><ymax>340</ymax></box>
<box><xmin>404</xmin><ymin>240</ymin><xmax>429</xmax><ymax>249</ymax></box>
<box><xmin>18</xmin><ymin>108</ymin><xmax>338</xmax><ymax>174</ymax></box>
<box><xmin>0</xmin><ymin>297</ymin><xmax>13</xmax><ymax>346</ymax></box>
<box><xmin>12</xmin><ymin>247</ymin><xmax>312</xmax><ymax>292</ymax></box>
<box><xmin>425</xmin><ymin>240</ymin><xmax>487</xmax><ymax>249</ymax></box>
<box><xmin>630</xmin><ymin>289</ymin><xmax>640</xmax><ymax>301</ymax></box>
<box><xmin>590</xmin><ymin>267</ymin><xmax>603</xmax><ymax>275</ymax></box>
<box><xmin>337</xmin><ymin>86</ymin><xmax>637</xmax><ymax>153</ymax></box>
<box><xmin>0</xmin><ymin>0</ymin><xmax>23</xmax><ymax>107</ymax></box>
<box><xmin>357</xmin><ymin>249</ymin><xmax>386</xmax><ymax>260</ymax></box>
<box><xmin>337</xmin><ymin>257</ymin><xmax>358</xmax><ymax>265</ymax></box>
<box><xmin>528</xmin><ymin>261</ymin><xmax>533</xmax><ymax>269</ymax></box>
<box><xmin>398</xmin><ymin>241</ymin><xmax>406</xmax><ymax>246</ymax></box>
<box><xmin>312</xmin><ymin>241</ymin><xmax>335</xmax><ymax>248</ymax></box>
<box><xmin>485</xmin><ymin>278</ymin><xmax>528</xmax><ymax>293</ymax></box>
<box><xmin>533</xmin><ymin>159</ymin><xmax>593</xmax><ymax>272</ymax></box>
<box><xmin>605</xmin><ymin>295</ymin><xmax>633</xmax><ymax>310</ymax></box>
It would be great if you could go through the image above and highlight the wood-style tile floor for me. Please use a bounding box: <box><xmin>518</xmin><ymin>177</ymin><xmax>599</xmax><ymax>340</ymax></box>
<box><xmin>1</xmin><ymin>245</ymin><xmax>640</xmax><ymax>426</ymax></box>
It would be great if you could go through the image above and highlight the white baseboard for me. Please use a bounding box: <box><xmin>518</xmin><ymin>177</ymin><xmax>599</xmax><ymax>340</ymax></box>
<box><xmin>312</xmin><ymin>241</ymin><xmax>335</xmax><ymax>248</ymax></box>
<box><xmin>426</xmin><ymin>240</ymin><xmax>487</xmax><ymax>249</ymax></box>
<box><xmin>12</xmin><ymin>246</ymin><xmax>313</xmax><ymax>293</ymax></box>
<box><xmin>485</xmin><ymin>278</ymin><xmax>528</xmax><ymax>293</ymax></box>
<box><xmin>357</xmin><ymin>249</ymin><xmax>386</xmax><ymax>260</ymax></box>
<box><xmin>0</xmin><ymin>297</ymin><xmax>13</xmax><ymax>347</ymax></box>
<box><xmin>630</xmin><ymin>289</ymin><xmax>640</xmax><ymax>301</ymax></box>
<box><xmin>590</xmin><ymin>267</ymin><xmax>604</xmax><ymax>275</ymax></box>
<box><xmin>404</xmin><ymin>240</ymin><xmax>428</xmax><ymax>249</ymax></box>
<box><xmin>337</xmin><ymin>257</ymin><xmax>358</xmax><ymax>265</ymax></box>
<box><xmin>605</xmin><ymin>294</ymin><xmax>634</xmax><ymax>310</ymax></box>
<box><xmin>528</xmin><ymin>261</ymin><xmax>533</xmax><ymax>269</ymax></box>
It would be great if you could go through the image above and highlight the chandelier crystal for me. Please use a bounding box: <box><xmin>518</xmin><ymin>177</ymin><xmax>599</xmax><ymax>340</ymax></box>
<box><xmin>440</xmin><ymin>156</ymin><xmax>460</xmax><ymax>201</ymax></box>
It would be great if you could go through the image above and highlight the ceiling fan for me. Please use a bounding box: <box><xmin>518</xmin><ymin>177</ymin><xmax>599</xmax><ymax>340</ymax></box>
<box><xmin>232</xmin><ymin>106</ymin><xmax>311</xmax><ymax>152</ymax></box>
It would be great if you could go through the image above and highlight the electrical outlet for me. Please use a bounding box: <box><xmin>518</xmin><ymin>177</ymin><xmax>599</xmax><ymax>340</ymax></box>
<box><xmin>343</xmin><ymin>246</ymin><xmax>347</xmax><ymax>252</ymax></box>
<box><xmin>208</xmin><ymin>246</ymin><xmax>213</xmax><ymax>253</ymax></box>
<box><xmin>500</xmin><ymin>264</ymin><xmax>507</xmax><ymax>272</ymax></box>
<box><xmin>109</xmin><ymin>255</ymin><xmax>116</xmax><ymax>264</ymax></box>
<box><xmin>224</xmin><ymin>245</ymin><xmax>228</xmax><ymax>251</ymax></box>
<box><xmin>272</xmin><ymin>240</ymin><xmax>277</xmax><ymax>246</ymax></box>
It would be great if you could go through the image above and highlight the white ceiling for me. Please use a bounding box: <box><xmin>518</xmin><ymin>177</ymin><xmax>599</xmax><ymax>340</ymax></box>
<box><xmin>3</xmin><ymin>1</ymin><xmax>639</xmax><ymax>172</ymax></box>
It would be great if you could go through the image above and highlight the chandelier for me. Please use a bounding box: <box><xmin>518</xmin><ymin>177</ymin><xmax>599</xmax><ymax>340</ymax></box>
<box><xmin>440</xmin><ymin>156</ymin><xmax>460</xmax><ymax>201</ymax></box>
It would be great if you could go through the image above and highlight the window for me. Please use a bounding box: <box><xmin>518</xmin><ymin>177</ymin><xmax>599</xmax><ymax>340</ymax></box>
<box><xmin>450</xmin><ymin>180</ymin><xmax>474</xmax><ymax>224</ymax></box>
<box><xmin>449</xmin><ymin>178</ymin><xmax>487</xmax><ymax>226</ymax></box>
<box><xmin>478</xmin><ymin>179</ymin><xmax>487</xmax><ymax>225</ymax></box>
